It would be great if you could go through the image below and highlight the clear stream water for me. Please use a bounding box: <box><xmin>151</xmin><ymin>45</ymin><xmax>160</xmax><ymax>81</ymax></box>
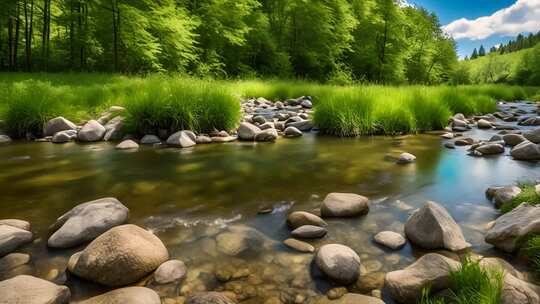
<box><xmin>0</xmin><ymin>102</ymin><xmax>539</xmax><ymax>303</ymax></box>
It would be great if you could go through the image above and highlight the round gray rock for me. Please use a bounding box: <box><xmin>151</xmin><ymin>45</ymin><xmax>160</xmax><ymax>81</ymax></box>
<box><xmin>154</xmin><ymin>259</ymin><xmax>187</xmax><ymax>284</ymax></box>
<box><xmin>140</xmin><ymin>135</ymin><xmax>161</xmax><ymax>145</ymax></box>
<box><xmin>44</xmin><ymin>117</ymin><xmax>77</xmax><ymax>136</ymax></box>
<box><xmin>373</xmin><ymin>231</ymin><xmax>406</xmax><ymax>250</ymax></box>
<box><xmin>397</xmin><ymin>152</ymin><xmax>416</xmax><ymax>164</ymax></box>
<box><xmin>116</xmin><ymin>139</ymin><xmax>139</xmax><ymax>150</ymax></box>
<box><xmin>67</xmin><ymin>224</ymin><xmax>169</xmax><ymax>286</ymax></box>
<box><xmin>287</xmin><ymin>211</ymin><xmax>327</xmax><ymax>229</ymax></box>
<box><xmin>166</xmin><ymin>131</ymin><xmax>196</xmax><ymax>148</ymax></box>
<box><xmin>511</xmin><ymin>141</ymin><xmax>540</xmax><ymax>160</ymax></box>
<box><xmin>321</xmin><ymin>193</ymin><xmax>369</xmax><ymax>217</ymax></box>
<box><xmin>254</xmin><ymin>128</ymin><xmax>278</xmax><ymax>142</ymax></box>
<box><xmin>291</xmin><ymin>225</ymin><xmax>327</xmax><ymax>239</ymax></box>
<box><xmin>314</xmin><ymin>244</ymin><xmax>361</xmax><ymax>284</ymax></box>
<box><xmin>78</xmin><ymin>120</ymin><xmax>106</xmax><ymax>142</ymax></box>
<box><xmin>284</xmin><ymin>126</ymin><xmax>303</xmax><ymax>137</ymax></box>
<box><xmin>0</xmin><ymin>135</ymin><xmax>12</xmax><ymax>143</ymax></box>
<box><xmin>48</xmin><ymin>197</ymin><xmax>129</xmax><ymax>248</ymax></box>
<box><xmin>237</xmin><ymin>122</ymin><xmax>261</xmax><ymax>141</ymax></box>
<box><xmin>0</xmin><ymin>225</ymin><xmax>33</xmax><ymax>256</ymax></box>
<box><xmin>0</xmin><ymin>219</ymin><xmax>31</xmax><ymax>231</ymax></box>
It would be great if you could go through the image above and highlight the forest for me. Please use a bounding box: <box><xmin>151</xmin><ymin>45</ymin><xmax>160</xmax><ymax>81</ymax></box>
<box><xmin>0</xmin><ymin>0</ymin><xmax>458</xmax><ymax>84</ymax></box>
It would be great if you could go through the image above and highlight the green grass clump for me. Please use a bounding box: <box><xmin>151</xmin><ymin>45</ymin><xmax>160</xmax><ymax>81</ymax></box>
<box><xmin>419</xmin><ymin>257</ymin><xmax>503</xmax><ymax>304</ymax></box>
<box><xmin>526</xmin><ymin>236</ymin><xmax>540</xmax><ymax>278</ymax></box>
<box><xmin>123</xmin><ymin>77</ymin><xmax>241</xmax><ymax>134</ymax></box>
<box><xmin>4</xmin><ymin>81</ymin><xmax>68</xmax><ymax>138</ymax></box>
<box><xmin>500</xmin><ymin>183</ymin><xmax>540</xmax><ymax>213</ymax></box>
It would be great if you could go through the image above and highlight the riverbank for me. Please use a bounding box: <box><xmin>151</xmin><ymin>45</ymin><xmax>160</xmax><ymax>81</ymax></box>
<box><xmin>0</xmin><ymin>73</ymin><xmax>537</xmax><ymax>138</ymax></box>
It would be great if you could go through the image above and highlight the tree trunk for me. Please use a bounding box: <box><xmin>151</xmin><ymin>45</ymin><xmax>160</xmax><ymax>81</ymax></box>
<box><xmin>70</xmin><ymin>0</ymin><xmax>74</xmax><ymax>68</ymax></box>
<box><xmin>41</xmin><ymin>0</ymin><xmax>50</xmax><ymax>70</ymax></box>
<box><xmin>8</xmin><ymin>13</ymin><xmax>14</xmax><ymax>69</ymax></box>
<box><xmin>14</xmin><ymin>1</ymin><xmax>20</xmax><ymax>70</ymax></box>
<box><xmin>112</xmin><ymin>0</ymin><xmax>119</xmax><ymax>72</ymax></box>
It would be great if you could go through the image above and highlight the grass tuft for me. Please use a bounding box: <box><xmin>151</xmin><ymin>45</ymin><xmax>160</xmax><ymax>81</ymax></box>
<box><xmin>500</xmin><ymin>183</ymin><xmax>540</xmax><ymax>213</ymax></box>
<box><xmin>419</xmin><ymin>257</ymin><xmax>503</xmax><ymax>304</ymax></box>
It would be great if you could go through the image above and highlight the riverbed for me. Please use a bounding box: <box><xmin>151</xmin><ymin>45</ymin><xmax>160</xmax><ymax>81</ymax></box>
<box><xmin>0</xmin><ymin>102</ymin><xmax>539</xmax><ymax>303</ymax></box>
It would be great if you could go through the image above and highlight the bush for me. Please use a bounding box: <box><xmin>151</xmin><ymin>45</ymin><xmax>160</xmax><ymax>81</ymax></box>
<box><xmin>515</xmin><ymin>44</ymin><xmax>540</xmax><ymax>86</ymax></box>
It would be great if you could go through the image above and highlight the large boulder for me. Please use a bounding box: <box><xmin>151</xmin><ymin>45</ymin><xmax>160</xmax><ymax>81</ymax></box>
<box><xmin>485</xmin><ymin>203</ymin><xmax>540</xmax><ymax>252</ymax></box>
<box><xmin>215</xmin><ymin>225</ymin><xmax>266</xmax><ymax>257</ymax></box>
<box><xmin>0</xmin><ymin>275</ymin><xmax>70</xmax><ymax>304</ymax></box>
<box><xmin>287</xmin><ymin>211</ymin><xmax>327</xmax><ymax>229</ymax></box>
<box><xmin>314</xmin><ymin>244</ymin><xmax>361</xmax><ymax>285</ymax></box>
<box><xmin>523</xmin><ymin>128</ymin><xmax>540</xmax><ymax>144</ymax></box>
<box><xmin>44</xmin><ymin>117</ymin><xmax>77</xmax><ymax>136</ymax></box>
<box><xmin>0</xmin><ymin>225</ymin><xmax>33</xmax><ymax>256</ymax></box>
<box><xmin>80</xmin><ymin>287</ymin><xmax>160</xmax><ymax>304</ymax></box>
<box><xmin>237</xmin><ymin>122</ymin><xmax>261</xmax><ymax>141</ymax></box>
<box><xmin>321</xmin><ymin>193</ymin><xmax>369</xmax><ymax>217</ymax></box>
<box><xmin>404</xmin><ymin>201</ymin><xmax>470</xmax><ymax>251</ymax></box>
<box><xmin>511</xmin><ymin>141</ymin><xmax>540</xmax><ymax>160</ymax></box>
<box><xmin>385</xmin><ymin>253</ymin><xmax>461</xmax><ymax>303</ymax></box>
<box><xmin>315</xmin><ymin>293</ymin><xmax>385</xmax><ymax>304</ymax></box>
<box><xmin>486</xmin><ymin>186</ymin><xmax>522</xmax><ymax>208</ymax></box>
<box><xmin>167</xmin><ymin>131</ymin><xmax>197</xmax><ymax>148</ymax></box>
<box><xmin>78</xmin><ymin>120</ymin><xmax>106</xmax><ymax>142</ymax></box>
<box><xmin>48</xmin><ymin>197</ymin><xmax>129</xmax><ymax>248</ymax></box>
<box><xmin>501</xmin><ymin>273</ymin><xmax>540</xmax><ymax>304</ymax></box>
<box><xmin>186</xmin><ymin>292</ymin><xmax>236</xmax><ymax>304</ymax></box>
<box><xmin>67</xmin><ymin>224</ymin><xmax>169</xmax><ymax>286</ymax></box>
<box><xmin>154</xmin><ymin>259</ymin><xmax>187</xmax><ymax>284</ymax></box>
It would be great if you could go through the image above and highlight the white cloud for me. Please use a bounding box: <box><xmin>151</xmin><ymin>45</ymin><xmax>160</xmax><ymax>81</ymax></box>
<box><xmin>443</xmin><ymin>0</ymin><xmax>540</xmax><ymax>40</ymax></box>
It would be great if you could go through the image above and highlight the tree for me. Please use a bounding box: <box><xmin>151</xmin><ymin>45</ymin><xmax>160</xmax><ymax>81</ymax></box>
<box><xmin>478</xmin><ymin>45</ymin><xmax>485</xmax><ymax>57</ymax></box>
<box><xmin>471</xmin><ymin>48</ymin><xmax>478</xmax><ymax>59</ymax></box>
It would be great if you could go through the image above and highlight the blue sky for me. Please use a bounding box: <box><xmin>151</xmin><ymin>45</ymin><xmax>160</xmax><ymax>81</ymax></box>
<box><xmin>408</xmin><ymin>0</ymin><xmax>540</xmax><ymax>58</ymax></box>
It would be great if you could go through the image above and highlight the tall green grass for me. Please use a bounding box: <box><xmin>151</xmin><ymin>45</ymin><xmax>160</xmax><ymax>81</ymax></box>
<box><xmin>526</xmin><ymin>236</ymin><xmax>540</xmax><ymax>278</ymax></box>
<box><xmin>419</xmin><ymin>257</ymin><xmax>503</xmax><ymax>304</ymax></box>
<box><xmin>0</xmin><ymin>73</ymin><xmax>535</xmax><ymax>138</ymax></box>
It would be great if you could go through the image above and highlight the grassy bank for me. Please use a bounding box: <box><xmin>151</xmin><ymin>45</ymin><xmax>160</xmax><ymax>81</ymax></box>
<box><xmin>0</xmin><ymin>73</ymin><xmax>537</xmax><ymax>138</ymax></box>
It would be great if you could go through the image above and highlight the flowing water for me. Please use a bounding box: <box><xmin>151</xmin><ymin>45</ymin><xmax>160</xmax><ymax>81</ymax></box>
<box><xmin>0</xmin><ymin>102</ymin><xmax>539</xmax><ymax>303</ymax></box>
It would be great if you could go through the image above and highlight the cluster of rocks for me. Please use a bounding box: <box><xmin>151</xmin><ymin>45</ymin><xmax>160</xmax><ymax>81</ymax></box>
<box><xmin>0</xmin><ymin>198</ymin><xmax>237</xmax><ymax>304</ymax></box>
<box><xmin>441</xmin><ymin>102</ymin><xmax>540</xmax><ymax>160</ymax></box>
<box><xmin>0</xmin><ymin>96</ymin><xmax>315</xmax><ymax>150</ymax></box>
<box><xmin>239</xmin><ymin>96</ymin><xmax>314</xmax><ymax>142</ymax></box>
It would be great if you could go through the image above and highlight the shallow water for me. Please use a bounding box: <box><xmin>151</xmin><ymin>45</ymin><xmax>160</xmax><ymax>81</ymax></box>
<box><xmin>0</xmin><ymin>102</ymin><xmax>539</xmax><ymax>303</ymax></box>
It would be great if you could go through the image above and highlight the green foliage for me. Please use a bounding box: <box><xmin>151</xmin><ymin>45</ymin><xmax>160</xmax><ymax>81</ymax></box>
<box><xmin>500</xmin><ymin>183</ymin><xmax>540</xmax><ymax>213</ymax></box>
<box><xmin>0</xmin><ymin>0</ymin><xmax>458</xmax><ymax>84</ymax></box>
<box><xmin>515</xmin><ymin>44</ymin><xmax>540</xmax><ymax>86</ymax></box>
<box><xmin>419</xmin><ymin>257</ymin><xmax>503</xmax><ymax>304</ymax></box>
<box><xmin>526</xmin><ymin>236</ymin><xmax>540</xmax><ymax>278</ymax></box>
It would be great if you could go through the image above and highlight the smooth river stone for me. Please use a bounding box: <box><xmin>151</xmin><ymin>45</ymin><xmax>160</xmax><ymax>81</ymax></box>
<box><xmin>314</xmin><ymin>244</ymin><xmax>361</xmax><ymax>285</ymax></box>
<box><xmin>283</xmin><ymin>238</ymin><xmax>315</xmax><ymax>253</ymax></box>
<box><xmin>48</xmin><ymin>197</ymin><xmax>129</xmax><ymax>248</ymax></box>
<box><xmin>0</xmin><ymin>225</ymin><xmax>33</xmax><ymax>256</ymax></box>
<box><xmin>321</xmin><ymin>193</ymin><xmax>369</xmax><ymax>217</ymax></box>
<box><xmin>0</xmin><ymin>275</ymin><xmax>71</xmax><ymax>304</ymax></box>
<box><xmin>186</xmin><ymin>292</ymin><xmax>236</xmax><ymax>304</ymax></box>
<box><xmin>154</xmin><ymin>260</ymin><xmax>187</xmax><ymax>284</ymax></box>
<box><xmin>287</xmin><ymin>211</ymin><xmax>327</xmax><ymax>229</ymax></box>
<box><xmin>80</xmin><ymin>287</ymin><xmax>160</xmax><ymax>304</ymax></box>
<box><xmin>0</xmin><ymin>219</ymin><xmax>31</xmax><ymax>231</ymax></box>
<box><xmin>78</xmin><ymin>120</ymin><xmax>106</xmax><ymax>142</ymax></box>
<box><xmin>373</xmin><ymin>231</ymin><xmax>406</xmax><ymax>250</ymax></box>
<box><xmin>291</xmin><ymin>225</ymin><xmax>327</xmax><ymax>239</ymax></box>
<box><xmin>316</xmin><ymin>293</ymin><xmax>385</xmax><ymax>304</ymax></box>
